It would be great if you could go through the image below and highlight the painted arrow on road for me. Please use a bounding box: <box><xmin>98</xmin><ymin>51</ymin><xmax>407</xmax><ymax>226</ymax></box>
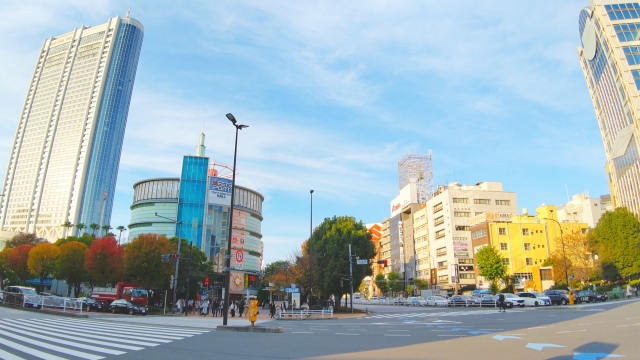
<box><xmin>526</xmin><ymin>343</ymin><xmax>566</xmax><ymax>351</ymax></box>
<box><xmin>573</xmin><ymin>353</ymin><xmax>625</xmax><ymax>360</ymax></box>
<box><xmin>469</xmin><ymin>331</ymin><xmax>493</xmax><ymax>335</ymax></box>
<box><xmin>492</xmin><ymin>335</ymin><xmax>522</xmax><ymax>341</ymax></box>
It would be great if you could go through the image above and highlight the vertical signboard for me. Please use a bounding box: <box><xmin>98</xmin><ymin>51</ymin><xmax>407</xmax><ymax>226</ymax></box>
<box><xmin>209</xmin><ymin>177</ymin><xmax>232</xmax><ymax>206</ymax></box>
<box><xmin>230</xmin><ymin>271</ymin><xmax>245</xmax><ymax>294</ymax></box>
<box><xmin>453</xmin><ymin>238</ymin><xmax>469</xmax><ymax>258</ymax></box>
<box><xmin>231</xmin><ymin>229</ymin><xmax>246</xmax><ymax>249</ymax></box>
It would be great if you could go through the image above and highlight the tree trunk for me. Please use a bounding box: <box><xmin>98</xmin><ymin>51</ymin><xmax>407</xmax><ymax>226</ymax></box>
<box><xmin>39</xmin><ymin>277</ymin><xmax>44</xmax><ymax>294</ymax></box>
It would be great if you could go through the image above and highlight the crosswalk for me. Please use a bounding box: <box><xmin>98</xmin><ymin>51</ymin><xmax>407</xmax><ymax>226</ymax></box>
<box><xmin>97</xmin><ymin>315</ymin><xmax>268</xmax><ymax>329</ymax></box>
<box><xmin>363</xmin><ymin>309</ymin><xmax>523</xmax><ymax>319</ymax></box>
<box><xmin>0</xmin><ymin>318</ymin><xmax>209</xmax><ymax>359</ymax></box>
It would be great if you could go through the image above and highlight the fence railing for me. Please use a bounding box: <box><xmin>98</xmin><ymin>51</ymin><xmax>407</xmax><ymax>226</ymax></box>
<box><xmin>275</xmin><ymin>307</ymin><xmax>333</xmax><ymax>319</ymax></box>
<box><xmin>2</xmin><ymin>292</ymin><xmax>83</xmax><ymax>313</ymax></box>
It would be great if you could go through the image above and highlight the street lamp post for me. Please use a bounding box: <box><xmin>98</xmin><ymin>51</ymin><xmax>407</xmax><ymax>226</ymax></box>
<box><xmin>310</xmin><ymin>190</ymin><xmax>314</xmax><ymax>239</ymax></box>
<box><xmin>223</xmin><ymin>113</ymin><xmax>248</xmax><ymax>326</ymax></box>
<box><xmin>544</xmin><ymin>217</ymin><xmax>569</xmax><ymax>288</ymax></box>
<box><xmin>156</xmin><ymin>212</ymin><xmax>182</xmax><ymax>312</ymax></box>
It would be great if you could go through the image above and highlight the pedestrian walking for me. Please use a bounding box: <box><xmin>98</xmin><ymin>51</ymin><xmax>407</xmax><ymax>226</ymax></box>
<box><xmin>177</xmin><ymin>299</ymin><xmax>183</xmax><ymax>315</ymax></box>
<box><xmin>497</xmin><ymin>293</ymin><xmax>507</xmax><ymax>312</ymax></box>
<box><xmin>627</xmin><ymin>284</ymin><xmax>634</xmax><ymax>299</ymax></box>
<box><xmin>270</xmin><ymin>302</ymin><xmax>276</xmax><ymax>319</ymax></box>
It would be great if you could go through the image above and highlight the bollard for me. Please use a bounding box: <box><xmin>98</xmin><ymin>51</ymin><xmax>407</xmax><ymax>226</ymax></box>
<box><xmin>248</xmin><ymin>299</ymin><xmax>258</xmax><ymax>327</ymax></box>
<box><xmin>569</xmin><ymin>290</ymin><xmax>574</xmax><ymax>306</ymax></box>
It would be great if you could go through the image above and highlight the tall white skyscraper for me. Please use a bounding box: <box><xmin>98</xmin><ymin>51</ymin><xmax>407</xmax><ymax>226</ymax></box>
<box><xmin>577</xmin><ymin>1</ymin><xmax>640</xmax><ymax>215</ymax></box>
<box><xmin>0</xmin><ymin>14</ymin><xmax>144</xmax><ymax>240</ymax></box>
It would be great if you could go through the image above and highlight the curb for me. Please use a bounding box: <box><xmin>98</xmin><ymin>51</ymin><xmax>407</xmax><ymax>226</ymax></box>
<box><xmin>0</xmin><ymin>304</ymin><xmax>88</xmax><ymax>318</ymax></box>
<box><xmin>216</xmin><ymin>325</ymin><xmax>283</xmax><ymax>333</ymax></box>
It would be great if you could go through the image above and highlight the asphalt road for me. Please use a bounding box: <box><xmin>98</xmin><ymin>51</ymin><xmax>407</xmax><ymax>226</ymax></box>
<box><xmin>0</xmin><ymin>299</ymin><xmax>638</xmax><ymax>359</ymax></box>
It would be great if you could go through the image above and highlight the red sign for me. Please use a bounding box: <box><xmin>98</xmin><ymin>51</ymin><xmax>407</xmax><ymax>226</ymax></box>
<box><xmin>235</xmin><ymin>250</ymin><xmax>244</xmax><ymax>263</ymax></box>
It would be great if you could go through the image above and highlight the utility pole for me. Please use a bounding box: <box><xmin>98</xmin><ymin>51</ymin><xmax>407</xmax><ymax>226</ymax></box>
<box><xmin>349</xmin><ymin>244</ymin><xmax>353</xmax><ymax>314</ymax></box>
<box><xmin>185</xmin><ymin>241</ymin><xmax>193</xmax><ymax>316</ymax></box>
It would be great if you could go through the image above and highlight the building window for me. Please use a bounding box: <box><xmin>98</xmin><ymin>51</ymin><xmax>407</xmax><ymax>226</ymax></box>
<box><xmin>435</xmin><ymin>229</ymin><xmax>445</xmax><ymax>239</ymax></box>
<box><xmin>540</xmin><ymin>269</ymin><xmax>553</xmax><ymax>281</ymax></box>
<box><xmin>526</xmin><ymin>258</ymin><xmax>533</xmax><ymax>266</ymax></box>
<box><xmin>454</xmin><ymin>211</ymin><xmax>471</xmax><ymax>217</ymax></box>
<box><xmin>459</xmin><ymin>273</ymin><xmax>475</xmax><ymax>279</ymax></box>
<box><xmin>471</xmin><ymin>229</ymin><xmax>487</xmax><ymax>239</ymax></box>
<box><xmin>436</xmin><ymin>247</ymin><xmax>447</xmax><ymax>256</ymax></box>
<box><xmin>433</xmin><ymin>216</ymin><xmax>444</xmax><ymax>226</ymax></box>
<box><xmin>459</xmin><ymin>259</ymin><xmax>473</xmax><ymax>264</ymax></box>
<box><xmin>500</xmin><ymin>243</ymin><xmax>508</xmax><ymax>250</ymax></box>
<box><xmin>437</xmin><ymin>260</ymin><xmax>448</xmax><ymax>268</ymax></box>
<box><xmin>502</xmin><ymin>258</ymin><xmax>510</xmax><ymax>265</ymax></box>
<box><xmin>473</xmin><ymin>199</ymin><xmax>491</xmax><ymax>205</ymax></box>
<box><xmin>438</xmin><ymin>275</ymin><xmax>449</xmax><ymax>282</ymax></box>
<box><xmin>475</xmin><ymin>212</ymin><xmax>484</xmax><ymax>216</ymax></box>
<box><xmin>524</xmin><ymin>243</ymin><xmax>531</xmax><ymax>250</ymax></box>
<box><xmin>513</xmin><ymin>272</ymin><xmax>533</xmax><ymax>280</ymax></box>
<box><xmin>495</xmin><ymin>200</ymin><xmax>510</xmax><ymax>206</ymax></box>
<box><xmin>605</xmin><ymin>3</ymin><xmax>640</xmax><ymax>21</ymax></box>
<box><xmin>433</xmin><ymin>202</ymin><xmax>443</xmax><ymax>213</ymax></box>
<box><xmin>522</xmin><ymin>228</ymin><xmax>529</xmax><ymax>236</ymax></box>
<box><xmin>498</xmin><ymin>228</ymin><xmax>506</xmax><ymax>235</ymax></box>
<box><xmin>452</xmin><ymin>198</ymin><xmax>469</xmax><ymax>204</ymax></box>
<box><xmin>455</xmin><ymin>225</ymin><xmax>470</xmax><ymax>231</ymax></box>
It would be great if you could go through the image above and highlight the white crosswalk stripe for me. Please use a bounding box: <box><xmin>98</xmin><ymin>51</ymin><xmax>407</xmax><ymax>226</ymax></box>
<box><xmin>0</xmin><ymin>318</ymin><xmax>209</xmax><ymax>359</ymax></box>
<box><xmin>364</xmin><ymin>309</ymin><xmax>523</xmax><ymax>319</ymax></box>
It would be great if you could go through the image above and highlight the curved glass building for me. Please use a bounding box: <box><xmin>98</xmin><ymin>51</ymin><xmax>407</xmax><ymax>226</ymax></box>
<box><xmin>577</xmin><ymin>1</ymin><xmax>640</xmax><ymax>215</ymax></box>
<box><xmin>128</xmin><ymin>178</ymin><xmax>180</xmax><ymax>240</ymax></box>
<box><xmin>0</xmin><ymin>15</ymin><xmax>144</xmax><ymax>240</ymax></box>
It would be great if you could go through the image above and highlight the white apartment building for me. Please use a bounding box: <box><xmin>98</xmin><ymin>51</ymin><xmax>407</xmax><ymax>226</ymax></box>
<box><xmin>425</xmin><ymin>182</ymin><xmax>518</xmax><ymax>292</ymax></box>
<box><xmin>0</xmin><ymin>15</ymin><xmax>144</xmax><ymax>240</ymax></box>
<box><xmin>557</xmin><ymin>193</ymin><xmax>605</xmax><ymax>228</ymax></box>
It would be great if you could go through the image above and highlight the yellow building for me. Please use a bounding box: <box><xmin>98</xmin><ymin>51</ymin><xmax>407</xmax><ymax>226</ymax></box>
<box><xmin>470</xmin><ymin>205</ymin><xmax>589</xmax><ymax>291</ymax></box>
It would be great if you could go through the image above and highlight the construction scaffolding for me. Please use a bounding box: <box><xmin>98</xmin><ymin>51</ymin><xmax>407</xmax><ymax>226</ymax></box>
<box><xmin>398</xmin><ymin>151</ymin><xmax>434</xmax><ymax>203</ymax></box>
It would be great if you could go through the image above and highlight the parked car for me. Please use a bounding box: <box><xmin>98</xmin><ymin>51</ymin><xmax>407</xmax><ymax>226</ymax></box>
<box><xmin>502</xmin><ymin>293</ymin><xmax>524</xmax><ymax>308</ymax></box>
<box><xmin>544</xmin><ymin>289</ymin><xmax>573</xmax><ymax>305</ymax></box>
<box><xmin>426</xmin><ymin>296</ymin><xmax>449</xmax><ymax>306</ymax></box>
<box><xmin>474</xmin><ymin>295</ymin><xmax>499</xmax><ymax>307</ymax></box>
<box><xmin>109</xmin><ymin>299</ymin><xmax>147</xmax><ymax>315</ymax></box>
<box><xmin>518</xmin><ymin>292</ymin><xmax>551</xmax><ymax>307</ymax></box>
<box><xmin>577</xmin><ymin>290</ymin><xmax>607</xmax><ymax>303</ymax></box>
<box><xmin>406</xmin><ymin>297</ymin><xmax>427</xmax><ymax>306</ymax></box>
<box><xmin>4</xmin><ymin>286</ymin><xmax>41</xmax><ymax>308</ymax></box>
<box><xmin>393</xmin><ymin>297</ymin><xmax>405</xmax><ymax>305</ymax></box>
<box><xmin>78</xmin><ymin>297</ymin><xmax>103</xmax><ymax>311</ymax></box>
<box><xmin>447</xmin><ymin>295</ymin><xmax>474</xmax><ymax>307</ymax></box>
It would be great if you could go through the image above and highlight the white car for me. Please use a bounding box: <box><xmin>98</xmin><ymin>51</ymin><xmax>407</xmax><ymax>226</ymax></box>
<box><xmin>502</xmin><ymin>293</ymin><xmax>525</xmax><ymax>308</ymax></box>
<box><xmin>518</xmin><ymin>291</ymin><xmax>551</xmax><ymax>307</ymax></box>
<box><xmin>426</xmin><ymin>296</ymin><xmax>449</xmax><ymax>306</ymax></box>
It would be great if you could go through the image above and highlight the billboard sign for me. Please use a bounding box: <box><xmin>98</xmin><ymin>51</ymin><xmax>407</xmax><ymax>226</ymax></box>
<box><xmin>469</xmin><ymin>212</ymin><xmax>513</xmax><ymax>226</ymax></box>
<box><xmin>209</xmin><ymin>177</ymin><xmax>233</xmax><ymax>206</ymax></box>
<box><xmin>454</xmin><ymin>251</ymin><xmax>469</xmax><ymax>258</ymax></box>
<box><xmin>230</xmin><ymin>271</ymin><xmax>245</xmax><ymax>294</ymax></box>
<box><xmin>453</xmin><ymin>240</ymin><xmax>468</xmax><ymax>252</ymax></box>
<box><xmin>390</xmin><ymin>183</ymin><xmax>417</xmax><ymax>217</ymax></box>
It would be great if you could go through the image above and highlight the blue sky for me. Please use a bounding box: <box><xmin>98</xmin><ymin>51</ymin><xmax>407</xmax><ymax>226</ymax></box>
<box><xmin>0</xmin><ymin>1</ymin><xmax>608</xmax><ymax>265</ymax></box>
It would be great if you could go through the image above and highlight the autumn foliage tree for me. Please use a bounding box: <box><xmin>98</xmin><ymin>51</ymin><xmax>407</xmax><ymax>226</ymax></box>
<box><xmin>7</xmin><ymin>245</ymin><xmax>33</xmax><ymax>284</ymax></box>
<box><xmin>7</xmin><ymin>233</ymin><xmax>42</xmax><ymax>248</ymax></box>
<box><xmin>56</xmin><ymin>241</ymin><xmax>88</xmax><ymax>296</ymax></box>
<box><xmin>85</xmin><ymin>237</ymin><xmax>124</xmax><ymax>286</ymax></box>
<box><xmin>28</xmin><ymin>242</ymin><xmax>59</xmax><ymax>292</ymax></box>
<box><xmin>124</xmin><ymin>234</ymin><xmax>175</xmax><ymax>289</ymax></box>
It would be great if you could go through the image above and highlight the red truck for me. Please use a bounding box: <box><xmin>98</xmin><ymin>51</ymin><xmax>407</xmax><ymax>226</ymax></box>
<box><xmin>89</xmin><ymin>282</ymin><xmax>149</xmax><ymax>310</ymax></box>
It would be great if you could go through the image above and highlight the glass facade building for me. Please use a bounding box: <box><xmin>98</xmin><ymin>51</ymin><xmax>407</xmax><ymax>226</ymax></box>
<box><xmin>578</xmin><ymin>1</ymin><xmax>640</xmax><ymax>216</ymax></box>
<box><xmin>128</xmin><ymin>178</ymin><xmax>179</xmax><ymax>241</ymax></box>
<box><xmin>176</xmin><ymin>156</ymin><xmax>209</xmax><ymax>249</ymax></box>
<box><xmin>0</xmin><ymin>15</ymin><xmax>144</xmax><ymax>240</ymax></box>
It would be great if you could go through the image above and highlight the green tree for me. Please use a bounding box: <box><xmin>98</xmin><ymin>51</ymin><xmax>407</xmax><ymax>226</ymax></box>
<box><xmin>6</xmin><ymin>233</ymin><xmax>42</xmax><ymax>248</ymax></box>
<box><xmin>374</xmin><ymin>274</ymin><xmax>389</xmax><ymax>296</ymax></box>
<box><xmin>590</xmin><ymin>207</ymin><xmax>640</xmax><ymax>280</ymax></box>
<box><xmin>168</xmin><ymin>237</ymin><xmax>212</xmax><ymax>299</ymax></box>
<box><xmin>89</xmin><ymin>223</ymin><xmax>99</xmax><ymax>236</ymax></box>
<box><xmin>55</xmin><ymin>241</ymin><xmax>88</xmax><ymax>297</ymax></box>
<box><xmin>413</xmin><ymin>278</ymin><xmax>429</xmax><ymax>291</ymax></box>
<box><xmin>75</xmin><ymin>223</ymin><xmax>86</xmax><ymax>236</ymax></box>
<box><xmin>101</xmin><ymin>224</ymin><xmax>112</xmax><ymax>237</ymax></box>
<box><xmin>387</xmin><ymin>271</ymin><xmax>403</xmax><ymax>296</ymax></box>
<box><xmin>56</xmin><ymin>233</ymin><xmax>93</xmax><ymax>248</ymax></box>
<box><xmin>0</xmin><ymin>248</ymin><xmax>14</xmax><ymax>290</ymax></box>
<box><xmin>116</xmin><ymin>226</ymin><xmax>126</xmax><ymax>244</ymax></box>
<box><xmin>406</xmin><ymin>284</ymin><xmax>414</xmax><ymax>297</ymax></box>
<box><xmin>124</xmin><ymin>233</ymin><xmax>175</xmax><ymax>289</ymax></box>
<box><xmin>61</xmin><ymin>221</ymin><xmax>73</xmax><ymax>238</ymax></box>
<box><xmin>27</xmin><ymin>242</ymin><xmax>59</xmax><ymax>293</ymax></box>
<box><xmin>475</xmin><ymin>245</ymin><xmax>506</xmax><ymax>287</ymax></box>
<box><xmin>307</xmin><ymin>216</ymin><xmax>376</xmax><ymax>308</ymax></box>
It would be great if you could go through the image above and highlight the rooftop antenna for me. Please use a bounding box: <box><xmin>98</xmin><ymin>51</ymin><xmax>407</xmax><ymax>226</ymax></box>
<box><xmin>126</xmin><ymin>6</ymin><xmax>131</xmax><ymax>18</ymax></box>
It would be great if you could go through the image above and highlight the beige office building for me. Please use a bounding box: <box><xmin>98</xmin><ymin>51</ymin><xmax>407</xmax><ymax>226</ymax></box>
<box><xmin>577</xmin><ymin>0</ymin><xmax>640</xmax><ymax>216</ymax></box>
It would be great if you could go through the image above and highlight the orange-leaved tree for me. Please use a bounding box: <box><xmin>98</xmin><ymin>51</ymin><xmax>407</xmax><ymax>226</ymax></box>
<box><xmin>56</xmin><ymin>241</ymin><xmax>88</xmax><ymax>296</ymax></box>
<box><xmin>7</xmin><ymin>244</ymin><xmax>33</xmax><ymax>285</ymax></box>
<box><xmin>28</xmin><ymin>242</ymin><xmax>59</xmax><ymax>293</ymax></box>
<box><xmin>124</xmin><ymin>233</ymin><xmax>175</xmax><ymax>289</ymax></box>
<box><xmin>85</xmin><ymin>236</ymin><xmax>124</xmax><ymax>286</ymax></box>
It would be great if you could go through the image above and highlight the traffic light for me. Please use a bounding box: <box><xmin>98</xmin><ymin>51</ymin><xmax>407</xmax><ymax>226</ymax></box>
<box><xmin>204</xmin><ymin>277</ymin><xmax>209</xmax><ymax>286</ymax></box>
<box><xmin>161</xmin><ymin>254</ymin><xmax>179</xmax><ymax>263</ymax></box>
<box><xmin>376</xmin><ymin>260</ymin><xmax>388</xmax><ymax>267</ymax></box>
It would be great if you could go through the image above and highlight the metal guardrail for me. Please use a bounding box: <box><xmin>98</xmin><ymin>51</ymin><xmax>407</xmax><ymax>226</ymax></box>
<box><xmin>275</xmin><ymin>308</ymin><xmax>333</xmax><ymax>319</ymax></box>
<box><xmin>1</xmin><ymin>292</ymin><xmax>83</xmax><ymax>313</ymax></box>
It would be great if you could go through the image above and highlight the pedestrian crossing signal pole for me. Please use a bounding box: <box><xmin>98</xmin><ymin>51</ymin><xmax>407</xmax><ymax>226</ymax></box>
<box><xmin>349</xmin><ymin>244</ymin><xmax>353</xmax><ymax>314</ymax></box>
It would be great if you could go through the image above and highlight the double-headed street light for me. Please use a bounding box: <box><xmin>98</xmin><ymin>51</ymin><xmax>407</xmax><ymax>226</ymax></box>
<box><xmin>155</xmin><ymin>212</ymin><xmax>183</xmax><ymax>311</ymax></box>
<box><xmin>223</xmin><ymin>113</ymin><xmax>248</xmax><ymax>326</ymax></box>
<box><xmin>544</xmin><ymin>217</ymin><xmax>569</xmax><ymax>288</ymax></box>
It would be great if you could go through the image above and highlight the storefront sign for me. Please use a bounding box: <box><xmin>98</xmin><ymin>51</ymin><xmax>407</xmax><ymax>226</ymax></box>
<box><xmin>454</xmin><ymin>251</ymin><xmax>469</xmax><ymax>258</ymax></box>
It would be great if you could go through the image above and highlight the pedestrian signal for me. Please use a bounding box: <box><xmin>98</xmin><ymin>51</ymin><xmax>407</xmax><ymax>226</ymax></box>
<box><xmin>161</xmin><ymin>254</ymin><xmax>179</xmax><ymax>263</ymax></box>
<box><xmin>376</xmin><ymin>260</ymin><xmax>388</xmax><ymax>267</ymax></box>
<box><xmin>204</xmin><ymin>277</ymin><xmax>209</xmax><ymax>286</ymax></box>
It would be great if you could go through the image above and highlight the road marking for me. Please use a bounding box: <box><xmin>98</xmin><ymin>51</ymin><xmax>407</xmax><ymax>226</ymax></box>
<box><xmin>573</xmin><ymin>353</ymin><xmax>625</xmax><ymax>360</ymax></box>
<box><xmin>335</xmin><ymin>333</ymin><xmax>359</xmax><ymax>336</ymax></box>
<box><xmin>385</xmin><ymin>334</ymin><xmax>411</xmax><ymax>337</ymax></box>
<box><xmin>0</xmin><ymin>347</ymin><xmax>25</xmax><ymax>360</ymax></box>
<box><xmin>616</xmin><ymin>323</ymin><xmax>640</xmax><ymax>327</ymax></box>
<box><xmin>492</xmin><ymin>335</ymin><xmax>522</xmax><ymax>340</ymax></box>
<box><xmin>557</xmin><ymin>330</ymin><xmax>587</xmax><ymax>333</ymax></box>
<box><xmin>0</xmin><ymin>329</ymin><xmax>103</xmax><ymax>360</ymax></box>
<box><xmin>0</xmin><ymin>337</ymin><xmax>66</xmax><ymax>360</ymax></box>
<box><xmin>526</xmin><ymin>343</ymin><xmax>566</xmax><ymax>351</ymax></box>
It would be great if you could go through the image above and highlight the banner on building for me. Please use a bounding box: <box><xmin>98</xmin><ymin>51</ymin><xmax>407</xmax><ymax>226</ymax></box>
<box><xmin>469</xmin><ymin>212</ymin><xmax>513</xmax><ymax>226</ymax></box>
<box><xmin>209</xmin><ymin>177</ymin><xmax>232</xmax><ymax>206</ymax></box>
<box><xmin>230</xmin><ymin>271</ymin><xmax>245</xmax><ymax>294</ymax></box>
<box><xmin>453</xmin><ymin>240</ymin><xmax>468</xmax><ymax>252</ymax></box>
<box><xmin>454</xmin><ymin>251</ymin><xmax>469</xmax><ymax>258</ymax></box>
